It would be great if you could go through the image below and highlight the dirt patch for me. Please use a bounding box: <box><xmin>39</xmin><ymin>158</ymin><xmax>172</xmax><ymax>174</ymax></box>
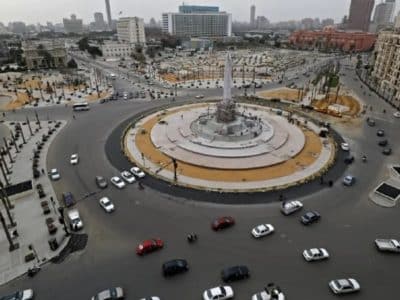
<box><xmin>312</xmin><ymin>93</ymin><xmax>360</xmax><ymax>116</ymax></box>
<box><xmin>258</xmin><ymin>88</ymin><xmax>302</xmax><ymax>102</ymax></box>
<box><xmin>5</xmin><ymin>92</ymin><xmax>31</xmax><ymax>110</ymax></box>
<box><xmin>85</xmin><ymin>91</ymin><xmax>110</xmax><ymax>102</ymax></box>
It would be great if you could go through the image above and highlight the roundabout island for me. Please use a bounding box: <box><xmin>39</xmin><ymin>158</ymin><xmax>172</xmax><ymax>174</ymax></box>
<box><xmin>124</xmin><ymin>54</ymin><xmax>336</xmax><ymax>192</ymax></box>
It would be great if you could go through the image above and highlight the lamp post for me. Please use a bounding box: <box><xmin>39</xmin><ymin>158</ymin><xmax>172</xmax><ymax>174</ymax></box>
<box><xmin>0</xmin><ymin>210</ymin><xmax>18</xmax><ymax>251</ymax></box>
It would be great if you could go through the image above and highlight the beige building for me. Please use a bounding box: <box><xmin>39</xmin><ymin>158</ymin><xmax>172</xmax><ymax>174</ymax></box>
<box><xmin>101</xmin><ymin>41</ymin><xmax>132</xmax><ymax>59</ymax></box>
<box><xmin>371</xmin><ymin>31</ymin><xmax>400</xmax><ymax>108</ymax></box>
<box><xmin>22</xmin><ymin>40</ymin><xmax>67</xmax><ymax>70</ymax></box>
<box><xmin>117</xmin><ymin>17</ymin><xmax>146</xmax><ymax>45</ymax></box>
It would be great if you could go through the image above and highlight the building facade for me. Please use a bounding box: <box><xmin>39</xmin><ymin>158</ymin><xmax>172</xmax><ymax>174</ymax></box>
<box><xmin>371</xmin><ymin>31</ymin><xmax>400</xmax><ymax>108</ymax></box>
<box><xmin>289</xmin><ymin>27</ymin><xmax>377</xmax><ymax>52</ymax></box>
<box><xmin>347</xmin><ymin>0</ymin><xmax>375</xmax><ymax>31</ymax></box>
<box><xmin>22</xmin><ymin>40</ymin><xmax>67</xmax><ymax>69</ymax></box>
<box><xmin>117</xmin><ymin>17</ymin><xmax>146</xmax><ymax>45</ymax></box>
<box><xmin>63</xmin><ymin>14</ymin><xmax>83</xmax><ymax>34</ymax></box>
<box><xmin>162</xmin><ymin>5</ymin><xmax>232</xmax><ymax>38</ymax></box>
<box><xmin>93</xmin><ymin>12</ymin><xmax>107</xmax><ymax>31</ymax></box>
<box><xmin>101</xmin><ymin>41</ymin><xmax>132</xmax><ymax>59</ymax></box>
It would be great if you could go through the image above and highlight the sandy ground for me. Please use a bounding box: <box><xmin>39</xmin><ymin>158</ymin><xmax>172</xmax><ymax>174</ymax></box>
<box><xmin>133</xmin><ymin>107</ymin><xmax>323</xmax><ymax>182</ymax></box>
<box><xmin>312</xmin><ymin>93</ymin><xmax>361</xmax><ymax>116</ymax></box>
<box><xmin>4</xmin><ymin>92</ymin><xmax>30</xmax><ymax>110</ymax></box>
<box><xmin>258</xmin><ymin>88</ymin><xmax>302</xmax><ymax>102</ymax></box>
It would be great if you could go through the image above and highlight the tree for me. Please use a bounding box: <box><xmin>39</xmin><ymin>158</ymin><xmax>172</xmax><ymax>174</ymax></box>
<box><xmin>67</xmin><ymin>58</ymin><xmax>78</xmax><ymax>69</ymax></box>
<box><xmin>78</xmin><ymin>37</ymin><xmax>89</xmax><ymax>51</ymax></box>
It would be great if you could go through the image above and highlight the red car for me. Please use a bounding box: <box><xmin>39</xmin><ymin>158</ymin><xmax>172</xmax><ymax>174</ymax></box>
<box><xmin>212</xmin><ymin>216</ymin><xmax>235</xmax><ymax>231</ymax></box>
<box><xmin>136</xmin><ymin>238</ymin><xmax>164</xmax><ymax>255</ymax></box>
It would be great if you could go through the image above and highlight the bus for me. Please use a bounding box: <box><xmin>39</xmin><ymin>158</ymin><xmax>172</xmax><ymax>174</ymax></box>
<box><xmin>73</xmin><ymin>102</ymin><xmax>90</xmax><ymax>111</ymax></box>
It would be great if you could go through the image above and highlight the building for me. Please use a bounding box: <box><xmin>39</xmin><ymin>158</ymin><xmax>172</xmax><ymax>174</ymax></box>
<box><xmin>182</xmin><ymin>38</ymin><xmax>213</xmax><ymax>50</ymax></box>
<box><xmin>321</xmin><ymin>18</ymin><xmax>335</xmax><ymax>27</ymax></box>
<box><xmin>93</xmin><ymin>12</ymin><xmax>107</xmax><ymax>31</ymax></box>
<box><xmin>117</xmin><ymin>17</ymin><xmax>146</xmax><ymax>45</ymax></box>
<box><xmin>63</xmin><ymin>14</ymin><xmax>83</xmax><ymax>34</ymax></box>
<box><xmin>105</xmin><ymin>0</ymin><xmax>112</xmax><ymax>29</ymax></box>
<box><xmin>101</xmin><ymin>41</ymin><xmax>132</xmax><ymax>59</ymax></box>
<box><xmin>289</xmin><ymin>27</ymin><xmax>377</xmax><ymax>52</ymax></box>
<box><xmin>162</xmin><ymin>5</ymin><xmax>232</xmax><ymax>38</ymax></box>
<box><xmin>371</xmin><ymin>0</ymin><xmax>396</xmax><ymax>32</ymax></box>
<box><xmin>347</xmin><ymin>0</ymin><xmax>375</xmax><ymax>31</ymax></box>
<box><xmin>250</xmin><ymin>5</ymin><xmax>256</xmax><ymax>28</ymax></box>
<box><xmin>371</xmin><ymin>31</ymin><xmax>400</xmax><ymax>108</ymax></box>
<box><xmin>396</xmin><ymin>11</ymin><xmax>400</xmax><ymax>29</ymax></box>
<box><xmin>22</xmin><ymin>40</ymin><xmax>67</xmax><ymax>69</ymax></box>
<box><xmin>256</xmin><ymin>16</ymin><xmax>270</xmax><ymax>29</ymax></box>
<box><xmin>8</xmin><ymin>22</ymin><xmax>26</xmax><ymax>34</ymax></box>
<box><xmin>301</xmin><ymin>18</ymin><xmax>315</xmax><ymax>30</ymax></box>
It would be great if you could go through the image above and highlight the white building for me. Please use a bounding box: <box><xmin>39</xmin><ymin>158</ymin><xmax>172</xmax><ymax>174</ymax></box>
<box><xmin>370</xmin><ymin>0</ymin><xmax>396</xmax><ymax>32</ymax></box>
<box><xmin>117</xmin><ymin>17</ymin><xmax>146</xmax><ymax>45</ymax></box>
<box><xmin>395</xmin><ymin>11</ymin><xmax>400</xmax><ymax>29</ymax></box>
<box><xmin>63</xmin><ymin>14</ymin><xmax>83</xmax><ymax>34</ymax></box>
<box><xmin>101</xmin><ymin>41</ymin><xmax>132</xmax><ymax>59</ymax></box>
<box><xmin>162</xmin><ymin>5</ymin><xmax>232</xmax><ymax>38</ymax></box>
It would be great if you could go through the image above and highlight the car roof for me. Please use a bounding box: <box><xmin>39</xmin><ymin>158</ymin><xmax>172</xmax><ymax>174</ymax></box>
<box><xmin>336</xmin><ymin>279</ymin><xmax>352</xmax><ymax>288</ymax></box>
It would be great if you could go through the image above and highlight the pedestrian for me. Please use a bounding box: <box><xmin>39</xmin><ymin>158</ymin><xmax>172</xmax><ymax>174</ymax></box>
<box><xmin>328</xmin><ymin>180</ymin><xmax>333</xmax><ymax>187</ymax></box>
<box><xmin>320</xmin><ymin>176</ymin><xmax>324</xmax><ymax>185</ymax></box>
<box><xmin>41</xmin><ymin>168</ymin><xmax>45</xmax><ymax>174</ymax></box>
<box><xmin>72</xmin><ymin>115</ymin><xmax>76</xmax><ymax>119</ymax></box>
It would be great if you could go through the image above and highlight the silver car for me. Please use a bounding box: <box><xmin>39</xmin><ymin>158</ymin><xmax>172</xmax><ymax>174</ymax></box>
<box><xmin>91</xmin><ymin>287</ymin><xmax>124</xmax><ymax>300</ymax></box>
<box><xmin>280</xmin><ymin>200</ymin><xmax>303</xmax><ymax>215</ymax></box>
<box><xmin>329</xmin><ymin>278</ymin><xmax>360</xmax><ymax>294</ymax></box>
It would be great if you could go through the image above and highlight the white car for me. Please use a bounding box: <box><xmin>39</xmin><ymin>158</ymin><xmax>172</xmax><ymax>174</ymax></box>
<box><xmin>251</xmin><ymin>283</ymin><xmax>285</xmax><ymax>300</ymax></box>
<box><xmin>196</xmin><ymin>94</ymin><xmax>204</xmax><ymax>99</ymax></box>
<box><xmin>121</xmin><ymin>171</ymin><xmax>136</xmax><ymax>183</ymax></box>
<box><xmin>99</xmin><ymin>197</ymin><xmax>115</xmax><ymax>213</ymax></box>
<box><xmin>139</xmin><ymin>297</ymin><xmax>160</xmax><ymax>300</ymax></box>
<box><xmin>393</xmin><ymin>111</ymin><xmax>400</xmax><ymax>118</ymax></box>
<box><xmin>111</xmin><ymin>176</ymin><xmax>126</xmax><ymax>189</ymax></box>
<box><xmin>340</xmin><ymin>142</ymin><xmax>350</xmax><ymax>151</ymax></box>
<box><xmin>49</xmin><ymin>168</ymin><xmax>60</xmax><ymax>180</ymax></box>
<box><xmin>303</xmin><ymin>248</ymin><xmax>329</xmax><ymax>261</ymax></box>
<box><xmin>130</xmin><ymin>166</ymin><xmax>145</xmax><ymax>178</ymax></box>
<box><xmin>251</xmin><ymin>224</ymin><xmax>275</xmax><ymax>238</ymax></box>
<box><xmin>329</xmin><ymin>278</ymin><xmax>360</xmax><ymax>294</ymax></box>
<box><xmin>1</xmin><ymin>289</ymin><xmax>34</xmax><ymax>300</ymax></box>
<box><xmin>70</xmin><ymin>154</ymin><xmax>79</xmax><ymax>165</ymax></box>
<box><xmin>280</xmin><ymin>200</ymin><xmax>303</xmax><ymax>215</ymax></box>
<box><xmin>91</xmin><ymin>287</ymin><xmax>124</xmax><ymax>300</ymax></box>
<box><xmin>203</xmin><ymin>286</ymin><xmax>234</xmax><ymax>300</ymax></box>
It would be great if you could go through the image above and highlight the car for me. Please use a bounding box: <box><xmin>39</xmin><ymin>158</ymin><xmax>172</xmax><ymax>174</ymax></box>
<box><xmin>203</xmin><ymin>286</ymin><xmax>234</xmax><ymax>300</ymax></box>
<box><xmin>340</xmin><ymin>142</ymin><xmax>350</xmax><ymax>151</ymax></box>
<box><xmin>138</xmin><ymin>297</ymin><xmax>160</xmax><ymax>300</ymax></box>
<box><xmin>62</xmin><ymin>192</ymin><xmax>75</xmax><ymax>207</ymax></box>
<box><xmin>301</xmin><ymin>211</ymin><xmax>321</xmax><ymax>225</ymax></box>
<box><xmin>136</xmin><ymin>238</ymin><xmax>164</xmax><ymax>255</ymax></box>
<box><xmin>49</xmin><ymin>168</ymin><xmax>60</xmax><ymax>180</ymax></box>
<box><xmin>111</xmin><ymin>176</ymin><xmax>126</xmax><ymax>189</ymax></box>
<box><xmin>251</xmin><ymin>224</ymin><xmax>274</xmax><ymax>238</ymax></box>
<box><xmin>130</xmin><ymin>166</ymin><xmax>145</xmax><ymax>178</ymax></box>
<box><xmin>329</xmin><ymin>278</ymin><xmax>360</xmax><ymax>294</ymax></box>
<box><xmin>120</xmin><ymin>171</ymin><xmax>136</xmax><ymax>183</ymax></box>
<box><xmin>382</xmin><ymin>148</ymin><xmax>392</xmax><ymax>155</ymax></box>
<box><xmin>394</xmin><ymin>111</ymin><xmax>400</xmax><ymax>118</ymax></box>
<box><xmin>99</xmin><ymin>197</ymin><xmax>115</xmax><ymax>213</ymax></box>
<box><xmin>0</xmin><ymin>289</ymin><xmax>34</xmax><ymax>300</ymax></box>
<box><xmin>91</xmin><ymin>287</ymin><xmax>124</xmax><ymax>300</ymax></box>
<box><xmin>95</xmin><ymin>176</ymin><xmax>108</xmax><ymax>189</ymax></box>
<box><xmin>342</xmin><ymin>175</ymin><xmax>356</xmax><ymax>186</ymax></box>
<box><xmin>344</xmin><ymin>155</ymin><xmax>354</xmax><ymax>164</ymax></box>
<box><xmin>367</xmin><ymin>118</ymin><xmax>376</xmax><ymax>126</ymax></box>
<box><xmin>221</xmin><ymin>265</ymin><xmax>250</xmax><ymax>282</ymax></box>
<box><xmin>162</xmin><ymin>259</ymin><xmax>189</xmax><ymax>276</ymax></box>
<box><xmin>251</xmin><ymin>283</ymin><xmax>285</xmax><ymax>300</ymax></box>
<box><xmin>280</xmin><ymin>200</ymin><xmax>303</xmax><ymax>215</ymax></box>
<box><xmin>303</xmin><ymin>248</ymin><xmax>330</xmax><ymax>261</ymax></box>
<box><xmin>70</xmin><ymin>153</ymin><xmax>79</xmax><ymax>165</ymax></box>
<box><xmin>196</xmin><ymin>94</ymin><xmax>204</xmax><ymax>99</ymax></box>
<box><xmin>377</xmin><ymin>129</ymin><xmax>385</xmax><ymax>137</ymax></box>
<box><xmin>375</xmin><ymin>239</ymin><xmax>400</xmax><ymax>252</ymax></box>
<box><xmin>212</xmin><ymin>216</ymin><xmax>235</xmax><ymax>231</ymax></box>
<box><xmin>378</xmin><ymin>139</ymin><xmax>388</xmax><ymax>146</ymax></box>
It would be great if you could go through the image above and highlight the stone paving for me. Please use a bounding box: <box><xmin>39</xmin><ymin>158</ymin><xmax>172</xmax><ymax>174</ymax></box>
<box><xmin>0</xmin><ymin>119</ymin><xmax>68</xmax><ymax>285</ymax></box>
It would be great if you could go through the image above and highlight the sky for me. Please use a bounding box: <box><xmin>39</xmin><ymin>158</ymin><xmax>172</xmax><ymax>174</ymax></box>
<box><xmin>0</xmin><ymin>0</ymin><xmax>397</xmax><ymax>25</ymax></box>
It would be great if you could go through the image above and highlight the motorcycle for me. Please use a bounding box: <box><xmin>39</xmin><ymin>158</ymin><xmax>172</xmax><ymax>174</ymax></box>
<box><xmin>362</xmin><ymin>156</ymin><xmax>367</xmax><ymax>162</ymax></box>
<box><xmin>187</xmin><ymin>233</ymin><xmax>198</xmax><ymax>243</ymax></box>
<box><xmin>27</xmin><ymin>266</ymin><xmax>41</xmax><ymax>277</ymax></box>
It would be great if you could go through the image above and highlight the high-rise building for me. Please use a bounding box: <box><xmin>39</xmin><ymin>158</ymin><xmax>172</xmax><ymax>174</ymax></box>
<box><xmin>250</xmin><ymin>5</ymin><xmax>256</xmax><ymax>27</ymax></box>
<box><xmin>117</xmin><ymin>17</ymin><xmax>146</xmax><ymax>45</ymax></box>
<box><xmin>8</xmin><ymin>22</ymin><xmax>27</xmax><ymax>34</ymax></box>
<box><xmin>93</xmin><ymin>12</ymin><xmax>107</xmax><ymax>31</ymax></box>
<box><xmin>105</xmin><ymin>0</ymin><xmax>112</xmax><ymax>29</ymax></box>
<box><xmin>347</xmin><ymin>0</ymin><xmax>375</xmax><ymax>31</ymax></box>
<box><xmin>373</xmin><ymin>0</ymin><xmax>396</xmax><ymax>26</ymax></box>
<box><xmin>63</xmin><ymin>14</ymin><xmax>83</xmax><ymax>34</ymax></box>
<box><xmin>371</xmin><ymin>30</ymin><xmax>400</xmax><ymax>108</ymax></box>
<box><xmin>256</xmin><ymin>16</ymin><xmax>270</xmax><ymax>29</ymax></box>
<box><xmin>396</xmin><ymin>11</ymin><xmax>400</xmax><ymax>29</ymax></box>
<box><xmin>321</xmin><ymin>18</ymin><xmax>335</xmax><ymax>27</ymax></box>
<box><xmin>162</xmin><ymin>5</ymin><xmax>232</xmax><ymax>38</ymax></box>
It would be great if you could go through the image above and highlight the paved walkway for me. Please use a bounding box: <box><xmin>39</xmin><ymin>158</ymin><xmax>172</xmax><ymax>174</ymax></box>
<box><xmin>0</xmin><ymin>120</ymin><xmax>69</xmax><ymax>285</ymax></box>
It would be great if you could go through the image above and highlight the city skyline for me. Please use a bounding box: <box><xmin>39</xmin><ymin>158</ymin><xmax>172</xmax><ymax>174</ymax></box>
<box><xmin>0</xmin><ymin>0</ymin><xmax>385</xmax><ymax>25</ymax></box>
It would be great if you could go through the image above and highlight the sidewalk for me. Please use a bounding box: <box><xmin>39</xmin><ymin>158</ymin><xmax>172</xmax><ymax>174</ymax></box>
<box><xmin>0</xmin><ymin>119</ymin><xmax>69</xmax><ymax>285</ymax></box>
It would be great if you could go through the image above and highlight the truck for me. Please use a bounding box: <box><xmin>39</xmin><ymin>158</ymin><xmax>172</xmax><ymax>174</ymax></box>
<box><xmin>375</xmin><ymin>239</ymin><xmax>400</xmax><ymax>253</ymax></box>
<box><xmin>67</xmin><ymin>209</ymin><xmax>83</xmax><ymax>231</ymax></box>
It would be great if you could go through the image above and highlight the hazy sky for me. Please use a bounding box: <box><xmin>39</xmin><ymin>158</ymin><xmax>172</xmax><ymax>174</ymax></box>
<box><xmin>0</xmin><ymin>0</ymin><xmax>397</xmax><ymax>25</ymax></box>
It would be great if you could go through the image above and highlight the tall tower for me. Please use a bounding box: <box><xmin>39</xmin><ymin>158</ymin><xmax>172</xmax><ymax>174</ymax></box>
<box><xmin>347</xmin><ymin>0</ymin><xmax>375</xmax><ymax>31</ymax></box>
<box><xmin>250</xmin><ymin>5</ymin><xmax>256</xmax><ymax>27</ymax></box>
<box><xmin>216</xmin><ymin>53</ymin><xmax>236</xmax><ymax>123</ymax></box>
<box><xmin>105</xmin><ymin>0</ymin><xmax>112</xmax><ymax>29</ymax></box>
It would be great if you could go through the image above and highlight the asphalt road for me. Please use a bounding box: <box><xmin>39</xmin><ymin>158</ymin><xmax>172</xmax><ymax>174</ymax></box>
<box><xmin>0</xmin><ymin>64</ymin><xmax>399</xmax><ymax>300</ymax></box>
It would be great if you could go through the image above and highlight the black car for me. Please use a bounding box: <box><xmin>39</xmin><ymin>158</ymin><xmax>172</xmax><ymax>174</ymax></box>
<box><xmin>162</xmin><ymin>259</ymin><xmax>189</xmax><ymax>277</ymax></box>
<box><xmin>221</xmin><ymin>265</ymin><xmax>250</xmax><ymax>282</ymax></box>
<box><xmin>378</xmin><ymin>140</ymin><xmax>388</xmax><ymax>147</ymax></box>
<box><xmin>95</xmin><ymin>176</ymin><xmax>108</xmax><ymax>189</ymax></box>
<box><xmin>344</xmin><ymin>155</ymin><xmax>354</xmax><ymax>164</ymax></box>
<box><xmin>301</xmin><ymin>211</ymin><xmax>321</xmax><ymax>225</ymax></box>
<box><xmin>377</xmin><ymin>129</ymin><xmax>385</xmax><ymax>137</ymax></box>
<box><xmin>382</xmin><ymin>148</ymin><xmax>392</xmax><ymax>155</ymax></box>
<box><xmin>62</xmin><ymin>192</ymin><xmax>75</xmax><ymax>207</ymax></box>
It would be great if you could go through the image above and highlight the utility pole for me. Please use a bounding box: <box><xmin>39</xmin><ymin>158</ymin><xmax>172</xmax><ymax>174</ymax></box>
<box><xmin>0</xmin><ymin>210</ymin><xmax>18</xmax><ymax>251</ymax></box>
<box><xmin>0</xmin><ymin>180</ymin><xmax>13</xmax><ymax>208</ymax></box>
<box><xmin>35</xmin><ymin>111</ymin><xmax>41</xmax><ymax>129</ymax></box>
<box><xmin>0</xmin><ymin>192</ymin><xmax>16</xmax><ymax>227</ymax></box>
<box><xmin>18</xmin><ymin>123</ymin><xmax>26</xmax><ymax>144</ymax></box>
<box><xmin>172</xmin><ymin>158</ymin><xmax>178</xmax><ymax>182</ymax></box>
<box><xmin>26</xmin><ymin>116</ymin><xmax>33</xmax><ymax>136</ymax></box>
<box><xmin>0</xmin><ymin>154</ymin><xmax>10</xmax><ymax>174</ymax></box>
<box><xmin>0</xmin><ymin>160</ymin><xmax>9</xmax><ymax>186</ymax></box>
<box><xmin>3</xmin><ymin>141</ymin><xmax>13</xmax><ymax>164</ymax></box>
<box><xmin>10</xmin><ymin>131</ymin><xmax>19</xmax><ymax>153</ymax></box>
